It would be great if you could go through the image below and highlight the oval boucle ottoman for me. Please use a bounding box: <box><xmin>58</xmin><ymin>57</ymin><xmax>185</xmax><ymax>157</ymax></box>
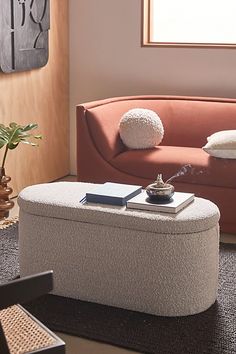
<box><xmin>18</xmin><ymin>182</ymin><xmax>220</xmax><ymax>317</ymax></box>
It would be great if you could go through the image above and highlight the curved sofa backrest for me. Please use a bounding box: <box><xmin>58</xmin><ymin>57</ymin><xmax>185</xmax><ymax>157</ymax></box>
<box><xmin>77</xmin><ymin>95</ymin><xmax>236</xmax><ymax>161</ymax></box>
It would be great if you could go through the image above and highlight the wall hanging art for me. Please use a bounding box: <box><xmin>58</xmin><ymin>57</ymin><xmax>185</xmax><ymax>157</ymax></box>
<box><xmin>0</xmin><ymin>0</ymin><xmax>50</xmax><ymax>73</ymax></box>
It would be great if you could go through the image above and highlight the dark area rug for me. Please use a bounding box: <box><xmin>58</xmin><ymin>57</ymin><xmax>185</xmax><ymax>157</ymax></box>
<box><xmin>0</xmin><ymin>223</ymin><xmax>19</xmax><ymax>283</ymax></box>
<box><xmin>1</xmin><ymin>224</ymin><xmax>236</xmax><ymax>354</ymax></box>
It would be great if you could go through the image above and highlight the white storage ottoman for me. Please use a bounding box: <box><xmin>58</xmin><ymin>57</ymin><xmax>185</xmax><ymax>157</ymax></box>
<box><xmin>18</xmin><ymin>182</ymin><xmax>220</xmax><ymax>317</ymax></box>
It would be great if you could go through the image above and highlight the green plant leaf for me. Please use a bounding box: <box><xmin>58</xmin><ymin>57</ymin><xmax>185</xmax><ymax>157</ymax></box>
<box><xmin>21</xmin><ymin>141</ymin><xmax>38</xmax><ymax>146</ymax></box>
<box><xmin>0</xmin><ymin>122</ymin><xmax>42</xmax><ymax>167</ymax></box>
<box><xmin>8</xmin><ymin>142</ymin><xmax>19</xmax><ymax>150</ymax></box>
<box><xmin>8</xmin><ymin>127</ymin><xmax>24</xmax><ymax>145</ymax></box>
<box><xmin>0</xmin><ymin>138</ymin><xmax>6</xmax><ymax>149</ymax></box>
<box><xmin>22</xmin><ymin>123</ymin><xmax>38</xmax><ymax>132</ymax></box>
<box><xmin>0</xmin><ymin>135</ymin><xmax>9</xmax><ymax>143</ymax></box>
<box><xmin>9</xmin><ymin>122</ymin><xmax>18</xmax><ymax>129</ymax></box>
<box><xmin>0</xmin><ymin>126</ymin><xmax>10</xmax><ymax>138</ymax></box>
<box><xmin>16</xmin><ymin>134</ymin><xmax>31</xmax><ymax>139</ymax></box>
<box><xmin>0</xmin><ymin>124</ymin><xmax>9</xmax><ymax>130</ymax></box>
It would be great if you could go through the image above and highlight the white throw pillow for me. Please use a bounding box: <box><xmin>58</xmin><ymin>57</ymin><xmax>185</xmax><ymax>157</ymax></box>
<box><xmin>203</xmin><ymin>130</ymin><xmax>236</xmax><ymax>159</ymax></box>
<box><xmin>119</xmin><ymin>108</ymin><xmax>164</xmax><ymax>149</ymax></box>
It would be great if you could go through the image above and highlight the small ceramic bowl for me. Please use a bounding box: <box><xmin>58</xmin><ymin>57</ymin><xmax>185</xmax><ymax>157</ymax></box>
<box><xmin>146</xmin><ymin>182</ymin><xmax>175</xmax><ymax>202</ymax></box>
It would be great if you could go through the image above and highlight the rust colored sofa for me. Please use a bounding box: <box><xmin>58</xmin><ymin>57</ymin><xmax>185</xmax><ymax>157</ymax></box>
<box><xmin>77</xmin><ymin>95</ymin><xmax>236</xmax><ymax>234</ymax></box>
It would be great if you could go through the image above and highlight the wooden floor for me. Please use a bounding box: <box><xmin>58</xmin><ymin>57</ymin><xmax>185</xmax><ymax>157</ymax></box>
<box><xmin>12</xmin><ymin>175</ymin><xmax>236</xmax><ymax>354</ymax></box>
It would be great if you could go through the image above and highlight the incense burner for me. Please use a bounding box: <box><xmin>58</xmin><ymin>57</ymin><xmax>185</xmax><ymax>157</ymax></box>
<box><xmin>146</xmin><ymin>174</ymin><xmax>175</xmax><ymax>201</ymax></box>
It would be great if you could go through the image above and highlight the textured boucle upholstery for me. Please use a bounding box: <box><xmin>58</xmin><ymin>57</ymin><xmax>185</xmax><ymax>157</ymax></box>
<box><xmin>119</xmin><ymin>108</ymin><xmax>164</xmax><ymax>149</ymax></box>
<box><xmin>18</xmin><ymin>182</ymin><xmax>219</xmax><ymax>234</ymax></box>
<box><xmin>19</xmin><ymin>182</ymin><xmax>220</xmax><ymax>317</ymax></box>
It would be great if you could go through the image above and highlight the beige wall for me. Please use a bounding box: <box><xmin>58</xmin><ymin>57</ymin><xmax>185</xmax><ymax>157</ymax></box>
<box><xmin>0</xmin><ymin>0</ymin><xmax>69</xmax><ymax>195</ymax></box>
<box><xmin>69</xmin><ymin>0</ymin><xmax>236</xmax><ymax>174</ymax></box>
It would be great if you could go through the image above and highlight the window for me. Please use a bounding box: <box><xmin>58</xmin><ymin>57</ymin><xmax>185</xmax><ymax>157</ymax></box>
<box><xmin>143</xmin><ymin>0</ymin><xmax>236</xmax><ymax>47</ymax></box>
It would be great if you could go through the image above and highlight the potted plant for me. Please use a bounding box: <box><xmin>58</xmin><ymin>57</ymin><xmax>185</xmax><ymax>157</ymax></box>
<box><xmin>0</xmin><ymin>122</ymin><xmax>42</xmax><ymax>219</ymax></box>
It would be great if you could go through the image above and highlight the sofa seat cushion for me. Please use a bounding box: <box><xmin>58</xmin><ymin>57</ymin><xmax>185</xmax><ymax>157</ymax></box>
<box><xmin>112</xmin><ymin>146</ymin><xmax>236</xmax><ymax>189</ymax></box>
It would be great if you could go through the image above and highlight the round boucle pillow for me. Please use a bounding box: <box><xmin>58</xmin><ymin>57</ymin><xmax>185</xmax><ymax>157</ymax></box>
<box><xmin>119</xmin><ymin>108</ymin><xmax>164</xmax><ymax>149</ymax></box>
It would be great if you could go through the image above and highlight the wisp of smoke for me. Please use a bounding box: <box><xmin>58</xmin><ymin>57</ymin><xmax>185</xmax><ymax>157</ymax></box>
<box><xmin>165</xmin><ymin>164</ymin><xmax>192</xmax><ymax>184</ymax></box>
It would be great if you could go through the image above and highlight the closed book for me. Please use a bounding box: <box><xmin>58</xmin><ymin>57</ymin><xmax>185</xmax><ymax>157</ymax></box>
<box><xmin>86</xmin><ymin>182</ymin><xmax>142</xmax><ymax>206</ymax></box>
<box><xmin>126</xmin><ymin>191</ymin><xmax>194</xmax><ymax>213</ymax></box>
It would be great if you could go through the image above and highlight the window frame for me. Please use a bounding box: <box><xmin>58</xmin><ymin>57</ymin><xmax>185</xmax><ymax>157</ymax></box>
<box><xmin>142</xmin><ymin>0</ymin><xmax>236</xmax><ymax>48</ymax></box>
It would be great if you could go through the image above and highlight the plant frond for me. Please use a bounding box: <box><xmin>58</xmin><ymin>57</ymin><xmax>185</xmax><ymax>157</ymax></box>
<box><xmin>0</xmin><ymin>122</ymin><xmax>42</xmax><ymax>166</ymax></box>
<box><xmin>22</xmin><ymin>123</ymin><xmax>38</xmax><ymax>132</ymax></box>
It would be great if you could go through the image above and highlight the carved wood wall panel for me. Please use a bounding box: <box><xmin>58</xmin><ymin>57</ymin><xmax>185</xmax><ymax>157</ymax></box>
<box><xmin>0</xmin><ymin>0</ymin><xmax>69</xmax><ymax>196</ymax></box>
<box><xmin>0</xmin><ymin>0</ymin><xmax>50</xmax><ymax>73</ymax></box>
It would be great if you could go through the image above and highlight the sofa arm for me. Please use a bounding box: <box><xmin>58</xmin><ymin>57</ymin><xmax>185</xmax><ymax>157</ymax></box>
<box><xmin>77</xmin><ymin>102</ymin><xmax>126</xmax><ymax>162</ymax></box>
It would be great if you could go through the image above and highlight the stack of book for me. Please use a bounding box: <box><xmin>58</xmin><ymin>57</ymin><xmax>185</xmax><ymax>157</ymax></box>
<box><xmin>83</xmin><ymin>182</ymin><xmax>194</xmax><ymax>213</ymax></box>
